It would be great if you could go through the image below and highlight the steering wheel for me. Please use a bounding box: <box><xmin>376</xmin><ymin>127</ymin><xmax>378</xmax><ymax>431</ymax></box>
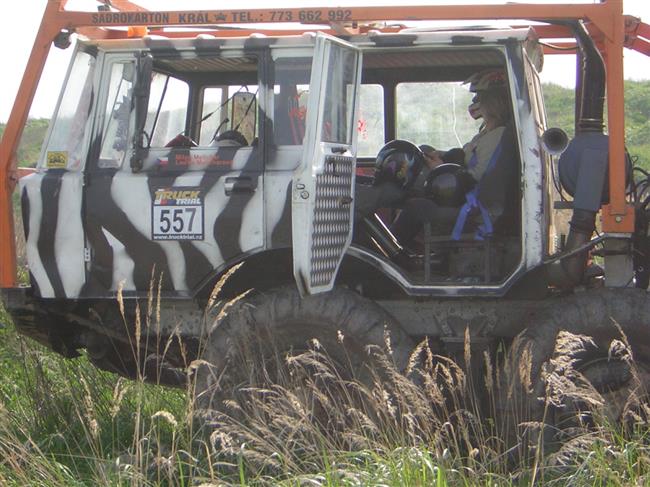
<box><xmin>424</xmin><ymin>163</ymin><xmax>472</xmax><ymax>207</ymax></box>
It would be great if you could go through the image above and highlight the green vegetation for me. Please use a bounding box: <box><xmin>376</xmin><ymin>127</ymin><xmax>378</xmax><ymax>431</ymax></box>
<box><xmin>543</xmin><ymin>80</ymin><xmax>650</xmax><ymax>168</ymax></box>
<box><xmin>3</xmin><ymin>297</ymin><xmax>650</xmax><ymax>485</ymax></box>
<box><xmin>541</xmin><ymin>82</ymin><xmax>575</xmax><ymax>137</ymax></box>
<box><xmin>0</xmin><ymin>118</ymin><xmax>49</xmax><ymax>168</ymax></box>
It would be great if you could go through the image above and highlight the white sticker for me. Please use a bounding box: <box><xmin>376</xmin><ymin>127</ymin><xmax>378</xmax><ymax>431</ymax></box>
<box><xmin>152</xmin><ymin>187</ymin><xmax>204</xmax><ymax>241</ymax></box>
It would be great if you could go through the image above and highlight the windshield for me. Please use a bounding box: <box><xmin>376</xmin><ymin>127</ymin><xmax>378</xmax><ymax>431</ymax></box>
<box><xmin>41</xmin><ymin>49</ymin><xmax>96</xmax><ymax>171</ymax></box>
<box><xmin>396</xmin><ymin>81</ymin><xmax>482</xmax><ymax>150</ymax></box>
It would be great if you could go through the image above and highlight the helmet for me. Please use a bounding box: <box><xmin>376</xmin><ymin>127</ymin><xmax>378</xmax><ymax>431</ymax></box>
<box><xmin>373</xmin><ymin>140</ymin><xmax>425</xmax><ymax>190</ymax></box>
<box><xmin>424</xmin><ymin>163</ymin><xmax>469</xmax><ymax>207</ymax></box>
<box><xmin>464</xmin><ymin>69</ymin><xmax>507</xmax><ymax>93</ymax></box>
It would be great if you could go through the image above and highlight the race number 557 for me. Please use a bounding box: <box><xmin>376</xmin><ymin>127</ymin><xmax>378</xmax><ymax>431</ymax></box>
<box><xmin>152</xmin><ymin>205</ymin><xmax>204</xmax><ymax>240</ymax></box>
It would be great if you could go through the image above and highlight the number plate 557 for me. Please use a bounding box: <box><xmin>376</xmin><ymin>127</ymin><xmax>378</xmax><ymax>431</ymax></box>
<box><xmin>152</xmin><ymin>205</ymin><xmax>204</xmax><ymax>241</ymax></box>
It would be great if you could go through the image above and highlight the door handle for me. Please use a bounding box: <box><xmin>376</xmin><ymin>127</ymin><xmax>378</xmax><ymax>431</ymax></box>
<box><xmin>224</xmin><ymin>176</ymin><xmax>255</xmax><ymax>195</ymax></box>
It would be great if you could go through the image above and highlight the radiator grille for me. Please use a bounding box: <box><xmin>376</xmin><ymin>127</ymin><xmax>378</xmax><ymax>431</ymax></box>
<box><xmin>310</xmin><ymin>155</ymin><xmax>354</xmax><ymax>287</ymax></box>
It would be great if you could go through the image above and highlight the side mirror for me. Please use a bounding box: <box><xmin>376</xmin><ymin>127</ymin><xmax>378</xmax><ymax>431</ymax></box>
<box><xmin>130</xmin><ymin>52</ymin><xmax>153</xmax><ymax>172</ymax></box>
<box><xmin>541</xmin><ymin>127</ymin><xmax>569</xmax><ymax>156</ymax></box>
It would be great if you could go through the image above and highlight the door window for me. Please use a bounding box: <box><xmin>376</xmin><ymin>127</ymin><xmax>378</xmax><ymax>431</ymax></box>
<box><xmin>99</xmin><ymin>61</ymin><xmax>134</xmax><ymax>168</ymax></box>
<box><xmin>320</xmin><ymin>44</ymin><xmax>360</xmax><ymax>144</ymax></box>
<box><xmin>199</xmin><ymin>86</ymin><xmax>259</xmax><ymax>146</ymax></box>
<box><xmin>144</xmin><ymin>73</ymin><xmax>189</xmax><ymax>148</ymax></box>
<box><xmin>271</xmin><ymin>56</ymin><xmax>380</xmax><ymax>154</ymax></box>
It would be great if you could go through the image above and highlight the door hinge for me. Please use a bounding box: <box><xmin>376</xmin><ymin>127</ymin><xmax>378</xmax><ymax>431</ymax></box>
<box><xmin>84</xmin><ymin>247</ymin><xmax>91</xmax><ymax>262</ymax></box>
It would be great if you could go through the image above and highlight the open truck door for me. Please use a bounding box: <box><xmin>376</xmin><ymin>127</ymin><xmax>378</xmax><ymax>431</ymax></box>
<box><xmin>292</xmin><ymin>34</ymin><xmax>363</xmax><ymax>295</ymax></box>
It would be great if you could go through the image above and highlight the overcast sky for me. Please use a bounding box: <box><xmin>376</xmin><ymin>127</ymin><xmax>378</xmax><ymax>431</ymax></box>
<box><xmin>0</xmin><ymin>0</ymin><xmax>648</xmax><ymax>122</ymax></box>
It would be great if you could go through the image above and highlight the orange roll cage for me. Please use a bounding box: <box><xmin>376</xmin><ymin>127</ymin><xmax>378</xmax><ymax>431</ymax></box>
<box><xmin>0</xmin><ymin>0</ymin><xmax>648</xmax><ymax>288</ymax></box>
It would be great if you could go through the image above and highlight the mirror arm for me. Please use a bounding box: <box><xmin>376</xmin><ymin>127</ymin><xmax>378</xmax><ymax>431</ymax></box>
<box><xmin>130</xmin><ymin>52</ymin><xmax>153</xmax><ymax>172</ymax></box>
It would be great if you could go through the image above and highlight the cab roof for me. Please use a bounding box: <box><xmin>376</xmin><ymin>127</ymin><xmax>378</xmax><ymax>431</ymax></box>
<box><xmin>85</xmin><ymin>26</ymin><xmax>536</xmax><ymax>52</ymax></box>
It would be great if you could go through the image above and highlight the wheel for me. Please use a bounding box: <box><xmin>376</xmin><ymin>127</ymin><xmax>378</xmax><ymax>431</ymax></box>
<box><xmin>500</xmin><ymin>289</ymin><xmax>650</xmax><ymax>444</ymax></box>
<box><xmin>194</xmin><ymin>285</ymin><xmax>415</xmax><ymax>413</ymax></box>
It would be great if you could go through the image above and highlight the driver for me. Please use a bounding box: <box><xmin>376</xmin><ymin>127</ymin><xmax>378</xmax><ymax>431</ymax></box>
<box><xmin>392</xmin><ymin>72</ymin><xmax>512</xmax><ymax>246</ymax></box>
<box><xmin>356</xmin><ymin>69</ymin><xmax>512</xmax><ymax>256</ymax></box>
<box><xmin>419</xmin><ymin>70</ymin><xmax>509</xmax><ymax>183</ymax></box>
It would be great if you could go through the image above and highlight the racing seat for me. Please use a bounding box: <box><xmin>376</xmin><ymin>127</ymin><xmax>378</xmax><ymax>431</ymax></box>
<box><xmin>422</xmin><ymin>121</ymin><xmax>520</xmax><ymax>282</ymax></box>
<box><xmin>473</xmin><ymin>121</ymin><xmax>519</xmax><ymax>236</ymax></box>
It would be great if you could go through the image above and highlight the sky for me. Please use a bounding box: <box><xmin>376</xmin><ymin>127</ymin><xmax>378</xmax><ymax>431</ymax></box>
<box><xmin>0</xmin><ymin>0</ymin><xmax>648</xmax><ymax>122</ymax></box>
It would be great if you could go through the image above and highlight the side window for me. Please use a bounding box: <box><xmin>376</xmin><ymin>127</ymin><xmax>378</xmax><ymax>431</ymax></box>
<box><xmin>199</xmin><ymin>86</ymin><xmax>259</xmax><ymax>146</ymax></box>
<box><xmin>357</xmin><ymin>84</ymin><xmax>385</xmax><ymax>157</ymax></box>
<box><xmin>145</xmin><ymin>73</ymin><xmax>189</xmax><ymax>147</ymax></box>
<box><xmin>41</xmin><ymin>50</ymin><xmax>96</xmax><ymax>171</ymax></box>
<box><xmin>395</xmin><ymin>82</ymin><xmax>481</xmax><ymax>150</ymax></box>
<box><xmin>272</xmin><ymin>57</ymin><xmax>312</xmax><ymax>145</ymax></box>
<box><xmin>99</xmin><ymin>61</ymin><xmax>134</xmax><ymax>169</ymax></box>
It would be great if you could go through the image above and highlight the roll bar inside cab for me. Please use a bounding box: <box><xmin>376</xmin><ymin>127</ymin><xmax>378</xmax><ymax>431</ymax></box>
<box><xmin>0</xmin><ymin>0</ymin><xmax>648</xmax><ymax>287</ymax></box>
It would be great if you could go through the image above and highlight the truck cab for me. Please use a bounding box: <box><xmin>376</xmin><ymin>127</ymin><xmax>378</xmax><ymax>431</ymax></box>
<box><xmin>20</xmin><ymin>27</ymin><xmax>549</xmax><ymax>301</ymax></box>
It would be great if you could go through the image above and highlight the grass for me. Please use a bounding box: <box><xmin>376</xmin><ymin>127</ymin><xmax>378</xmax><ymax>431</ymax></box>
<box><xmin>3</xmin><ymin>296</ymin><xmax>650</xmax><ymax>486</ymax></box>
<box><xmin>0</xmin><ymin>310</ymin><xmax>191</xmax><ymax>485</ymax></box>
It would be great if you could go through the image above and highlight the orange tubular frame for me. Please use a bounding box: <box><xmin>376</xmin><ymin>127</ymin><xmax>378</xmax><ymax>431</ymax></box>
<box><xmin>0</xmin><ymin>0</ymin><xmax>647</xmax><ymax>288</ymax></box>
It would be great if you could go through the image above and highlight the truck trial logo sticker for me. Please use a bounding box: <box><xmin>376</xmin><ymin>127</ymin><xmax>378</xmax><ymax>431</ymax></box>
<box><xmin>46</xmin><ymin>151</ymin><xmax>68</xmax><ymax>169</ymax></box>
<box><xmin>152</xmin><ymin>187</ymin><xmax>204</xmax><ymax>241</ymax></box>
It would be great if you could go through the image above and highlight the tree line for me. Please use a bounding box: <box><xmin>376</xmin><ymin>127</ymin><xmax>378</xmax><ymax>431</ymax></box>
<box><xmin>544</xmin><ymin>80</ymin><xmax>650</xmax><ymax>167</ymax></box>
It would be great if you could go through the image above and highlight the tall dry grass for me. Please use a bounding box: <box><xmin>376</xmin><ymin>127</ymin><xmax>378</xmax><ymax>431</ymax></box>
<box><xmin>2</xmin><ymin>284</ymin><xmax>650</xmax><ymax>485</ymax></box>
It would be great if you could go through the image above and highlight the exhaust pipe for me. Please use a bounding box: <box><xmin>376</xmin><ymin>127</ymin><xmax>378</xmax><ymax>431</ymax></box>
<box><xmin>546</xmin><ymin>21</ymin><xmax>606</xmax><ymax>289</ymax></box>
<box><xmin>574</xmin><ymin>21</ymin><xmax>606</xmax><ymax>134</ymax></box>
<box><xmin>541</xmin><ymin>127</ymin><xmax>569</xmax><ymax>156</ymax></box>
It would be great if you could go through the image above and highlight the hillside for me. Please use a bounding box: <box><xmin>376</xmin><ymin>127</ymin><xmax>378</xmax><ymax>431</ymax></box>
<box><xmin>544</xmin><ymin>80</ymin><xmax>650</xmax><ymax>166</ymax></box>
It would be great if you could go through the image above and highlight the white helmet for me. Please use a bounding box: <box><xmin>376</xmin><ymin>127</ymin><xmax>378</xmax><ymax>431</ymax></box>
<box><xmin>464</xmin><ymin>69</ymin><xmax>507</xmax><ymax>93</ymax></box>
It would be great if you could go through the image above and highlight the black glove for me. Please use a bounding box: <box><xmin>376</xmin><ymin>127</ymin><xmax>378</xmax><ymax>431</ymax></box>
<box><xmin>441</xmin><ymin>148</ymin><xmax>466</xmax><ymax>167</ymax></box>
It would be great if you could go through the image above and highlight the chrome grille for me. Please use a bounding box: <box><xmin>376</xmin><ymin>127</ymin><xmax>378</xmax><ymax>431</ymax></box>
<box><xmin>310</xmin><ymin>155</ymin><xmax>354</xmax><ymax>287</ymax></box>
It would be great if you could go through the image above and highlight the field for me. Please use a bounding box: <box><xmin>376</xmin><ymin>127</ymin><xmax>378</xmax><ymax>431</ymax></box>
<box><xmin>3</xmin><ymin>297</ymin><xmax>650</xmax><ymax>486</ymax></box>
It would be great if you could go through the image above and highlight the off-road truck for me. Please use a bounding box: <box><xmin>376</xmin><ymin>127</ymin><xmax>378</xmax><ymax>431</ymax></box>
<box><xmin>1</xmin><ymin>0</ymin><xmax>650</xmax><ymax>412</ymax></box>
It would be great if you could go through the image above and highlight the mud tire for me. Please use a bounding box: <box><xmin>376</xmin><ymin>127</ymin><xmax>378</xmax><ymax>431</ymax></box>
<box><xmin>501</xmin><ymin>288</ymin><xmax>650</xmax><ymax>443</ymax></box>
<box><xmin>195</xmin><ymin>285</ymin><xmax>414</xmax><ymax>412</ymax></box>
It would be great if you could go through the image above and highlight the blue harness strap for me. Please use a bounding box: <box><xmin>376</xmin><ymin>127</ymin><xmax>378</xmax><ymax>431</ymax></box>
<box><xmin>451</xmin><ymin>190</ymin><xmax>493</xmax><ymax>240</ymax></box>
<box><xmin>451</xmin><ymin>142</ymin><xmax>502</xmax><ymax>240</ymax></box>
